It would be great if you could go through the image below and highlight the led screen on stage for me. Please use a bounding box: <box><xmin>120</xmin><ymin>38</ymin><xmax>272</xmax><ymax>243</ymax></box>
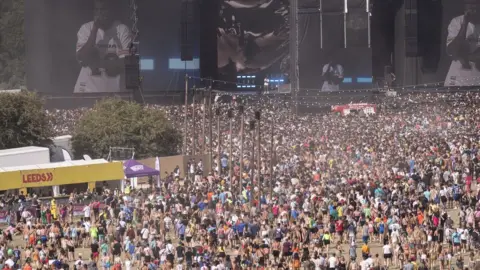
<box><xmin>300</xmin><ymin>47</ymin><xmax>373</xmax><ymax>91</ymax></box>
<box><xmin>217</xmin><ymin>0</ymin><xmax>290</xmax><ymax>89</ymax></box>
<box><xmin>25</xmin><ymin>0</ymin><xmax>199</xmax><ymax>93</ymax></box>
<box><xmin>298</xmin><ymin>0</ymin><xmax>372</xmax><ymax>92</ymax></box>
<box><xmin>438</xmin><ymin>0</ymin><xmax>480</xmax><ymax>87</ymax></box>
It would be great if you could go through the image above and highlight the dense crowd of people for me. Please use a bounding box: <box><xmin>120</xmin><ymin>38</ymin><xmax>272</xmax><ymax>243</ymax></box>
<box><xmin>5</xmin><ymin>91</ymin><xmax>480</xmax><ymax>270</ymax></box>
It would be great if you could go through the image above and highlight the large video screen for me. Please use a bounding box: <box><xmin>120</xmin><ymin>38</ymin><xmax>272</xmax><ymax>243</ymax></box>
<box><xmin>25</xmin><ymin>0</ymin><xmax>198</xmax><ymax>93</ymax></box>
<box><xmin>217</xmin><ymin>0</ymin><xmax>290</xmax><ymax>89</ymax></box>
<box><xmin>437</xmin><ymin>0</ymin><xmax>480</xmax><ymax>87</ymax></box>
<box><xmin>398</xmin><ymin>0</ymin><xmax>480</xmax><ymax>88</ymax></box>
<box><xmin>298</xmin><ymin>0</ymin><xmax>372</xmax><ymax>92</ymax></box>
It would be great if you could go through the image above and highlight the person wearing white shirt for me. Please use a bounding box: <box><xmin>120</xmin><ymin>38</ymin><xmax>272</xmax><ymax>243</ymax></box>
<box><xmin>74</xmin><ymin>255</ymin><xmax>84</xmax><ymax>269</ymax></box>
<box><xmin>164</xmin><ymin>216</ymin><xmax>173</xmax><ymax>231</ymax></box>
<box><xmin>328</xmin><ymin>254</ymin><xmax>338</xmax><ymax>270</ymax></box>
<box><xmin>124</xmin><ymin>260</ymin><xmax>132</xmax><ymax>270</ymax></box>
<box><xmin>312</xmin><ymin>255</ymin><xmax>322</xmax><ymax>270</ymax></box>
<box><xmin>83</xmin><ymin>205</ymin><xmax>91</xmax><ymax>220</ymax></box>
<box><xmin>303</xmin><ymin>200</ymin><xmax>311</xmax><ymax>212</ymax></box>
<box><xmin>74</xmin><ymin>0</ymin><xmax>132</xmax><ymax>93</ymax></box>
<box><xmin>21</xmin><ymin>209</ymin><xmax>32</xmax><ymax>224</ymax></box>
<box><xmin>4</xmin><ymin>259</ymin><xmax>14</xmax><ymax>268</ymax></box>
<box><xmin>360</xmin><ymin>259</ymin><xmax>370</xmax><ymax>270</ymax></box>
<box><xmin>383</xmin><ymin>243</ymin><xmax>392</xmax><ymax>267</ymax></box>
<box><xmin>159</xmin><ymin>248</ymin><xmax>167</xmax><ymax>264</ymax></box>
<box><xmin>445</xmin><ymin>0</ymin><xmax>480</xmax><ymax>86</ymax></box>
<box><xmin>83</xmin><ymin>221</ymin><xmax>91</xmax><ymax>233</ymax></box>
<box><xmin>166</xmin><ymin>242</ymin><xmax>174</xmax><ymax>256</ymax></box>
<box><xmin>216</xmin><ymin>262</ymin><xmax>226</xmax><ymax>270</ymax></box>
<box><xmin>140</xmin><ymin>226</ymin><xmax>149</xmax><ymax>240</ymax></box>
<box><xmin>322</xmin><ymin>61</ymin><xmax>344</xmax><ymax>92</ymax></box>
<box><xmin>461</xmin><ymin>228</ymin><xmax>469</xmax><ymax>253</ymax></box>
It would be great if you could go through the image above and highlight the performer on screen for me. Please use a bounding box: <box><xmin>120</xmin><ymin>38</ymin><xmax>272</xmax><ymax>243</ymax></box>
<box><xmin>74</xmin><ymin>0</ymin><xmax>132</xmax><ymax>93</ymax></box>
<box><xmin>384</xmin><ymin>65</ymin><xmax>396</xmax><ymax>90</ymax></box>
<box><xmin>321</xmin><ymin>59</ymin><xmax>344</xmax><ymax>92</ymax></box>
<box><xmin>445</xmin><ymin>0</ymin><xmax>480</xmax><ymax>86</ymax></box>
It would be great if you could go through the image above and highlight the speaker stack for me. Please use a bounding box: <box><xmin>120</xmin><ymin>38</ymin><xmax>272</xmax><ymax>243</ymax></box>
<box><xmin>405</xmin><ymin>0</ymin><xmax>442</xmax><ymax>71</ymax></box>
<box><xmin>125</xmin><ymin>54</ymin><xmax>140</xmax><ymax>90</ymax></box>
<box><xmin>404</xmin><ymin>0</ymin><xmax>418</xmax><ymax>57</ymax></box>
<box><xmin>181</xmin><ymin>0</ymin><xmax>197</xmax><ymax>61</ymax></box>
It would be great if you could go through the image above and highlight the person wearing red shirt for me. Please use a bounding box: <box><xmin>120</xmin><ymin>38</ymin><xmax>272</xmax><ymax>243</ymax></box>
<box><xmin>335</xmin><ymin>219</ymin><xmax>344</xmax><ymax>244</ymax></box>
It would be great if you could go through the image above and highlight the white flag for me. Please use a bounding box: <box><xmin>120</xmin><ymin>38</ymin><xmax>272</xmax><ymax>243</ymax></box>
<box><xmin>155</xmin><ymin>156</ymin><xmax>161</xmax><ymax>187</ymax></box>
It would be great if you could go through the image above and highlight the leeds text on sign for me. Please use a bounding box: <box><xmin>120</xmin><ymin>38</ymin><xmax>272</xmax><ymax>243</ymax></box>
<box><xmin>22</xmin><ymin>172</ymin><xmax>54</xmax><ymax>183</ymax></box>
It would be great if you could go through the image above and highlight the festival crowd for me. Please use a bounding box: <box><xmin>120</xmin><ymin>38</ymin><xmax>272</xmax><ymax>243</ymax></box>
<box><xmin>2</xmin><ymin>92</ymin><xmax>480</xmax><ymax>270</ymax></box>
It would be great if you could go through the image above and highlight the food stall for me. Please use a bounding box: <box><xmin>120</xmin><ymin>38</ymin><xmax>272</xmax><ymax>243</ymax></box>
<box><xmin>0</xmin><ymin>159</ymin><xmax>124</xmax><ymax>196</ymax></box>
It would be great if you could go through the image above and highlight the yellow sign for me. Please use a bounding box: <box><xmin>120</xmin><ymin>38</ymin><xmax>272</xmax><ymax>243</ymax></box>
<box><xmin>0</xmin><ymin>162</ymin><xmax>124</xmax><ymax>190</ymax></box>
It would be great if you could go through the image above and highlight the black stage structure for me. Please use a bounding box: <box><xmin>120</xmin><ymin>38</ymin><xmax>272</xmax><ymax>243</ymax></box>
<box><xmin>30</xmin><ymin>0</ymin><xmax>480</xmax><ymax>113</ymax></box>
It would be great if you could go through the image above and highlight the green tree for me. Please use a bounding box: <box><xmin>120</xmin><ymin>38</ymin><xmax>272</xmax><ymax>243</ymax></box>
<box><xmin>0</xmin><ymin>92</ymin><xmax>54</xmax><ymax>149</ymax></box>
<box><xmin>72</xmin><ymin>98</ymin><xmax>182</xmax><ymax>159</ymax></box>
<box><xmin>0</xmin><ymin>0</ymin><xmax>25</xmax><ymax>89</ymax></box>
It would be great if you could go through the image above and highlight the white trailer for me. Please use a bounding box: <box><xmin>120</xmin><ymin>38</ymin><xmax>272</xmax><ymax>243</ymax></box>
<box><xmin>0</xmin><ymin>146</ymin><xmax>50</xmax><ymax>167</ymax></box>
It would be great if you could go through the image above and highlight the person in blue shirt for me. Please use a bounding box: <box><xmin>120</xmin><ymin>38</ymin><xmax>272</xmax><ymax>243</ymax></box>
<box><xmin>235</xmin><ymin>221</ymin><xmax>246</xmax><ymax>237</ymax></box>
<box><xmin>378</xmin><ymin>222</ymin><xmax>385</xmax><ymax>244</ymax></box>
<box><xmin>452</xmin><ymin>184</ymin><xmax>462</xmax><ymax>208</ymax></box>
<box><xmin>198</xmin><ymin>201</ymin><xmax>206</xmax><ymax>211</ymax></box>
<box><xmin>452</xmin><ymin>230</ymin><xmax>461</xmax><ymax>253</ymax></box>
<box><xmin>13</xmin><ymin>247</ymin><xmax>20</xmax><ymax>265</ymax></box>
<box><xmin>409</xmin><ymin>158</ymin><xmax>415</xmax><ymax>175</ymax></box>
<box><xmin>221</xmin><ymin>156</ymin><xmax>228</xmax><ymax>170</ymax></box>
<box><xmin>374</xmin><ymin>187</ymin><xmax>384</xmax><ymax>198</ymax></box>
<box><xmin>260</xmin><ymin>195</ymin><xmax>267</xmax><ymax>205</ymax></box>
<box><xmin>219</xmin><ymin>192</ymin><xmax>226</xmax><ymax>204</ymax></box>
<box><xmin>249</xmin><ymin>222</ymin><xmax>259</xmax><ymax>238</ymax></box>
<box><xmin>207</xmin><ymin>224</ymin><xmax>216</xmax><ymax>234</ymax></box>
<box><xmin>423</xmin><ymin>189</ymin><xmax>431</xmax><ymax>201</ymax></box>
<box><xmin>291</xmin><ymin>208</ymin><xmax>299</xmax><ymax>220</ymax></box>
<box><xmin>178</xmin><ymin>222</ymin><xmax>186</xmax><ymax>241</ymax></box>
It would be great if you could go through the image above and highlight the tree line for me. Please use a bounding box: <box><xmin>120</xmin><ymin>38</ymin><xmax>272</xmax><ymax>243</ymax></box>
<box><xmin>0</xmin><ymin>1</ymin><xmax>182</xmax><ymax>159</ymax></box>
<box><xmin>0</xmin><ymin>0</ymin><xmax>25</xmax><ymax>89</ymax></box>
<box><xmin>0</xmin><ymin>92</ymin><xmax>182</xmax><ymax>159</ymax></box>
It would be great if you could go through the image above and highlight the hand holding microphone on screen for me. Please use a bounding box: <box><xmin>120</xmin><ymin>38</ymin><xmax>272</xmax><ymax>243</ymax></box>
<box><xmin>103</xmin><ymin>53</ymin><xmax>122</xmax><ymax>77</ymax></box>
<box><xmin>74</xmin><ymin>0</ymin><xmax>132</xmax><ymax>93</ymax></box>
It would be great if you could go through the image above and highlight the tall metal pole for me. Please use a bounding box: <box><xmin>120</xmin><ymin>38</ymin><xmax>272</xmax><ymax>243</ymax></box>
<box><xmin>366</xmin><ymin>0</ymin><xmax>371</xmax><ymax>48</ymax></box>
<box><xmin>269</xmin><ymin>117</ymin><xmax>274</xmax><ymax>198</ymax></box>
<box><xmin>255</xmin><ymin>111</ymin><xmax>261</xmax><ymax>203</ymax></box>
<box><xmin>290</xmin><ymin>0</ymin><xmax>299</xmax><ymax>115</ymax></box>
<box><xmin>239</xmin><ymin>105</ymin><xmax>245</xmax><ymax>196</ymax></box>
<box><xmin>216</xmin><ymin>108</ymin><xmax>221</xmax><ymax>177</ymax></box>
<box><xmin>320</xmin><ymin>0</ymin><xmax>323</xmax><ymax>49</ymax></box>
<box><xmin>228</xmin><ymin>108</ymin><xmax>234</xmax><ymax>190</ymax></box>
<box><xmin>250</xmin><ymin>120</ymin><xmax>256</xmax><ymax>202</ymax></box>
<box><xmin>183</xmin><ymin>74</ymin><xmax>188</xmax><ymax>154</ymax></box>
<box><xmin>192</xmin><ymin>87</ymin><xmax>196</xmax><ymax>156</ymax></box>
<box><xmin>208</xmin><ymin>87</ymin><xmax>213</xmax><ymax>171</ymax></box>
<box><xmin>202</xmin><ymin>90</ymin><xmax>207</xmax><ymax>154</ymax></box>
<box><xmin>344</xmin><ymin>0</ymin><xmax>348</xmax><ymax>48</ymax></box>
